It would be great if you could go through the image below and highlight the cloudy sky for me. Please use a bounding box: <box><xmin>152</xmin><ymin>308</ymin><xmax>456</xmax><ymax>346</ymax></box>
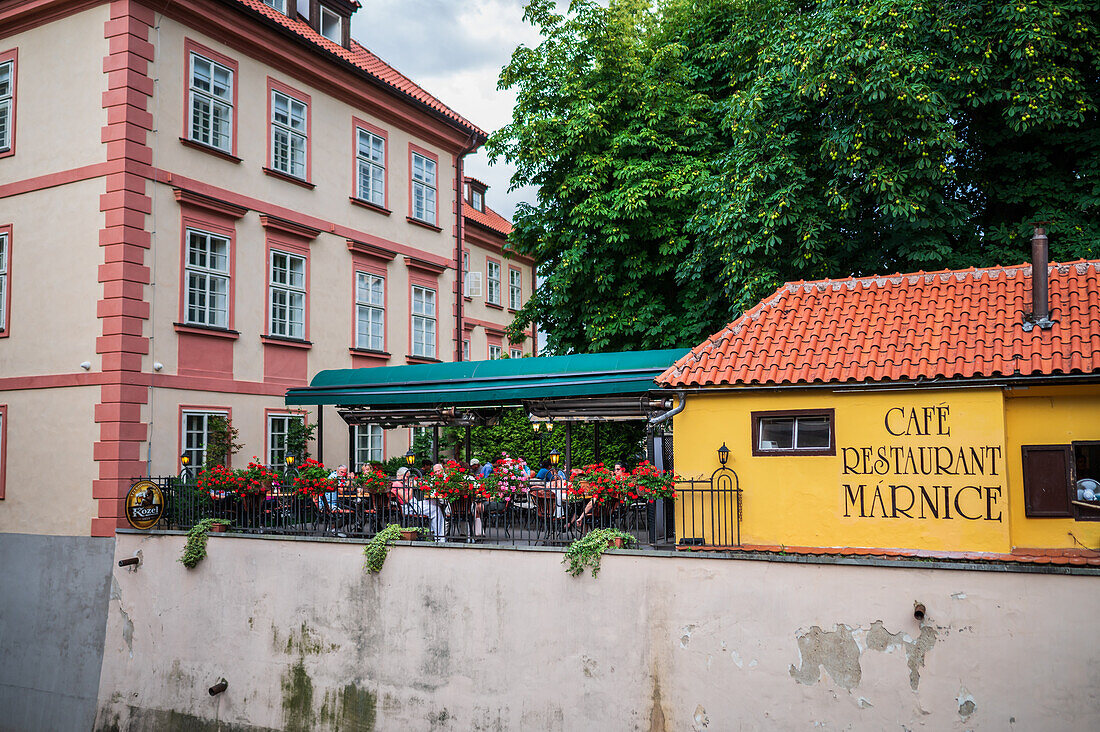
<box><xmin>352</xmin><ymin>0</ymin><xmax>548</xmax><ymax>221</ymax></box>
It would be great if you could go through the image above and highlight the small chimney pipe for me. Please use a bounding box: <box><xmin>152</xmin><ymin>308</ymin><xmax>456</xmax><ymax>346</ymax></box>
<box><xmin>1031</xmin><ymin>227</ymin><xmax>1050</xmax><ymax>323</ymax></box>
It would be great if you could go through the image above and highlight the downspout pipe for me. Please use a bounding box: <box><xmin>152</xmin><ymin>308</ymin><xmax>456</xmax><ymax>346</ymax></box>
<box><xmin>454</xmin><ymin>133</ymin><xmax>482</xmax><ymax>361</ymax></box>
<box><xmin>649</xmin><ymin>391</ymin><xmax>686</xmax><ymax>425</ymax></box>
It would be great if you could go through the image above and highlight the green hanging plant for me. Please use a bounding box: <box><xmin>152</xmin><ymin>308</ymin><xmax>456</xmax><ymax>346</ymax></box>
<box><xmin>363</xmin><ymin>524</ymin><xmax>431</xmax><ymax>573</ymax></box>
<box><xmin>563</xmin><ymin>528</ymin><xmax>636</xmax><ymax>578</ymax></box>
<box><xmin>180</xmin><ymin>518</ymin><xmax>231</xmax><ymax>569</ymax></box>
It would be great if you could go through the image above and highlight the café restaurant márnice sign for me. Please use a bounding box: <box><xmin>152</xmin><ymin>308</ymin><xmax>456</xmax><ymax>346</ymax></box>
<box><xmin>840</xmin><ymin>404</ymin><xmax>1004</xmax><ymax>522</ymax></box>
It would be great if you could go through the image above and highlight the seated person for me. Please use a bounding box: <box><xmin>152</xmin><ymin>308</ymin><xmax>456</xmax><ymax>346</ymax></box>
<box><xmin>535</xmin><ymin>459</ymin><xmax>553</xmax><ymax>482</ymax></box>
<box><xmin>324</xmin><ymin>464</ymin><xmax>352</xmax><ymax>508</ymax></box>
<box><xmin>390</xmin><ymin>467</ymin><xmax>447</xmax><ymax>542</ymax></box>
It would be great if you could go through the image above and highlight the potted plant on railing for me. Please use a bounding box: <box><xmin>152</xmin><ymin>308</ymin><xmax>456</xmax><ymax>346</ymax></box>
<box><xmin>567</xmin><ymin>463</ymin><xmax>625</xmax><ymax>507</ymax></box>
<box><xmin>197</xmin><ymin>463</ymin><xmax>245</xmax><ymax>502</ymax></box>
<box><xmin>233</xmin><ymin>458</ymin><xmax>277</xmax><ymax>526</ymax></box>
<box><xmin>354</xmin><ymin>465</ymin><xmax>391</xmax><ymax>496</ymax></box>
<box><xmin>628</xmin><ymin>461</ymin><xmax>678</xmax><ymax>501</ymax></box>
<box><xmin>427</xmin><ymin>460</ymin><xmax>485</xmax><ymax>506</ymax></box>
<box><xmin>481</xmin><ymin>456</ymin><xmax>530</xmax><ymax>502</ymax></box>
<box><xmin>291</xmin><ymin>459</ymin><xmax>335</xmax><ymax>502</ymax></box>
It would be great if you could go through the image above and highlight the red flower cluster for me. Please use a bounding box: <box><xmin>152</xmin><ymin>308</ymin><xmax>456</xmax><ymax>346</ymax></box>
<box><xmin>566</xmin><ymin>462</ymin><xmax>678</xmax><ymax>504</ymax></box>
<box><xmin>238</xmin><ymin>458</ymin><xmax>277</xmax><ymax>498</ymax></box>
<box><xmin>355</xmin><ymin>466</ymin><xmax>391</xmax><ymax>495</ymax></box>
<box><xmin>567</xmin><ymin>463</ymin><xmax>624</xmax><ymax>506</ymax></box>
<box><xmin>291</xmin><ymin>458</ymin><xmax>336</xmax><ymax>498</ymax></box>
<box><xmin>197</xmin><ymin>463</ymin><xmax>244</xmax><ymax>499</ymax></box>
<box><xmin>427</xmin><ymin>460</ymin><xmax>488</xmax><ymax>504</ymax></box>
<box><xmin>629</xmin><ymin>461</ymin><xmax>678</xmax><ymax>500</ymax></box>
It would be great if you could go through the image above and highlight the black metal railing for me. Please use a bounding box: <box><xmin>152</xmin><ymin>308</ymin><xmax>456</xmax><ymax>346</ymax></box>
<box><xmin>146</xmin><ymin>473</ymin><xmax>741</xmax><ymax>550</ymax></box>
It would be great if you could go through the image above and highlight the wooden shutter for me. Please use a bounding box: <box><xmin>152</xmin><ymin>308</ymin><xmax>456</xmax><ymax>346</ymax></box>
<box><xmin>1021</xmin><ymin>445</ymin><xmax>1073</xmax><ymax>517</ymax></box>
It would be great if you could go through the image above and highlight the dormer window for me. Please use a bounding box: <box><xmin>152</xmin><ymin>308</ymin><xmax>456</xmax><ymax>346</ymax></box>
<box><xmin>263</xmin><ymin>0</ymin><xmax>287</xmax><ymax>13</ymax></box>
<box><xmin>466</xmin><ymin>179</ymin><xmax>487</xmax><ymax>212</ymax></box>
<box><xmin>320</xmin><ymin>6</ymin><xmax>342</xmax><ymax>43</ymax></box>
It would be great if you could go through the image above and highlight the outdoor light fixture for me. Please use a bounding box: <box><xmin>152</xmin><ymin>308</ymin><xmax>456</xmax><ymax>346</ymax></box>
<box><xmin>404</xmin><ymin>448</ymin><xmax>417</xmax><ymax>466</ymax></box>
<box><xmin>180</xmin><ymin>452</ymin><xmax>191</xmax><ymax>467</ymax></box>
<box><xmin>549</xmin><ymin>448</ymin><xmax>561</xmax><ymax>467</ymax></box>
<box><xmin>532</xmin><ymin>421</ymin><xmax>542</xmax><ymax>433</ymax></box>
<box><xmin>285</xmin><ymin>455</ymin><xmax>295</xmax><ymax>467</ymax></box>
<box><xmin>546</xmin><ymin>422</ymin><xmax>555</xmax><ymax>433</ymax></box>
<box><xmin>717</xmin><ymin>443</ymin><xmax>730</xmax><ymax>466</ymax></box>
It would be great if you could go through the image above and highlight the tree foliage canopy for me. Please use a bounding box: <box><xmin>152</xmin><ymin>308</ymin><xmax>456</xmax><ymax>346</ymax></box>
<box><xmin>489</xmin><ymin>0</ymin><xmax>1100</xmax><ymax>354</ymax></box>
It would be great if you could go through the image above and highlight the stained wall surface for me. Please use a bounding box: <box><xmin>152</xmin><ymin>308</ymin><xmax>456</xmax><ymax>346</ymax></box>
<box><xmin>0</xmin><ymin>533</ymin><xmax>115</xmax><ymax>732</ymax></box>
<box><xmin>96</xmin><ymin>533</ymin><xmax>1100</xmax><ymax>731</ymax></box>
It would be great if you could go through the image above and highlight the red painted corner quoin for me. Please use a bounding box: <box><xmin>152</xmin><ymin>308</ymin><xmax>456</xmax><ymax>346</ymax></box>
<box><xmin>93</xmin><ymin>0</ymin><xmax>156</xmax><ymax>536</ymax></box>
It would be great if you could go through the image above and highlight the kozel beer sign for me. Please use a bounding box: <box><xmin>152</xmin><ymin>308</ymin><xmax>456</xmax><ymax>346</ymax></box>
<box><xmin>125</xmin><ymin>480</ymin><xmax>165</xmax><ymax>530</ymax></box>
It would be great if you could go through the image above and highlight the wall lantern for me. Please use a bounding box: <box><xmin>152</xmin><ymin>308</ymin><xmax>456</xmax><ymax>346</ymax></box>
<box><xmin>404</xmin><ymin>448</ymin><xmax>417</xmax><ymax>467</ymax></box>
<box><xmin>545</xmin><ymin>422</ymin><xmax>555</xmax><ymax>433</ymax></box>
<box><xmin>549</xmin><ymin>448</ymin><xmax>561</xmax><ymax>467</ymax></box>
<box><xmin>532</xmin><ymin>421</ymin><xmax>542</xmax><ymax>433</ymax></box>
<box><xmin>180</xmin><ymin>452</ymin><xmax>191</xmax><ymax>467</ymax></box>
<box><xmin>285</xmin><ymin>455</ymin><xmax>296</xmax><ymax>467</ymax></box>
<box><xmin>717</xmin><ymin>443</ymin><xmax>730</xmax><ymax>466</ymax></box>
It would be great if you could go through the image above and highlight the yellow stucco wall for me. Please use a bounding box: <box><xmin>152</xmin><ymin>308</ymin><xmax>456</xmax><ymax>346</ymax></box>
<box><xmin>1004</xmin><ymin>385</ymin><xmax>1100</xmax><ymax>550</ymax></box>
<box><xmin>674</xmin><ymin>384</ymin><xmax>1100</xmax><ymax>554</ymax></box>
<box><xmin>674</xmin><ymin>388</ymin><xmax>1015</xmax><ymax>553</ymax></box>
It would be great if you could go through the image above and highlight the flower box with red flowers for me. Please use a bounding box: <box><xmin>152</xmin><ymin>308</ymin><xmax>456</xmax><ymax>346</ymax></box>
<box><xmin>291</xmin><ymin>459</ymin><xmax>337</xmax><ymax>498</ymax></box>
<box><xmin>628</xmin><ymin>461</ymin><xmax>678</xmax><ymax>501</ymax></box>
<box><xmin>355</xmin><ymin>466</ymin><xmax>391</xmax><ymax>496</ymax></box>
<box><xmin>481</xmin><ymin>457</ymin><xmax>530</xmax><ymax>501</ymax></box>
<box><xmin>567</xmin><ymin>463</ymin><xmax>625</xmax><ymax>506</ymax></box>
<box><xmin>427</xmin><ymin>460</ymin><xmax>487</xmax><ymax>504</ymax></box>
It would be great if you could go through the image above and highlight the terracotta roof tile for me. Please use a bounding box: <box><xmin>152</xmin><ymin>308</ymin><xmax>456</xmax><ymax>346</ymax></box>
<box><xmin>232</xmin><ymin>1</ymin><xmax>486</xmax><ymax>138</ymax></box>
<box><xmin>464</xmin><ymin>201</ymin><xmax>513</xmax><ymax>238</ymax></box>
<box><xmin>660</xmin><ymin>260</ymin><xmax>1100</xmax><ymax>387</ymax></box>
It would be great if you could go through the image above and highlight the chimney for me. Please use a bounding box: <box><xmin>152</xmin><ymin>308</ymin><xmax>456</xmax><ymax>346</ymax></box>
<box><xmin>1024</xmin><ymin>226</ymin><xmax>1053</xmax><ymax>331</ymax></box>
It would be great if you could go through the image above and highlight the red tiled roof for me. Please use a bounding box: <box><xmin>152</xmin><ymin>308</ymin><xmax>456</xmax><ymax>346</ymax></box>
<box><xmin>464</xmin><ymin>201</ymin><xmax>513</xmax><ymax>238</ymax></box>
<box><xmin>660</xmin><ymin>260</ymin><xmax>1100</xmax><ymax>387</ymax></box>
<box><xmin>232</xmin><ymin>0</ymin><xmax>487</xmax><ymax>138</ymax></box>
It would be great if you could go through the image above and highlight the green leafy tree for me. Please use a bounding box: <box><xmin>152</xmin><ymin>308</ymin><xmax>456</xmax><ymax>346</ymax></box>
<box><xmin>491</xmin><ymin>0</ymin><xmax>1100</xmax><ymax>351</ymax></box>
<box><xmin>204</xmin><ymin>416</ymin><xmax>242</xmax><ymax>470</ymax></box>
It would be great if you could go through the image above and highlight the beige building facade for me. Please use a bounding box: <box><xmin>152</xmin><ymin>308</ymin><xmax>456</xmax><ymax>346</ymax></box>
<box><xmin>0</xmin><ymin>0</ymin><xmax>534</xmax><ymax>538</ymax></box>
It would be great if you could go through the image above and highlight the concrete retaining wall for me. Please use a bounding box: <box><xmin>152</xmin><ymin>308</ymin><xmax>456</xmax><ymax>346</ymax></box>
<box><xmin>96</xmin><ymin>533</ymin><xmax>1099</xmax><ymax>731</ymax></box>
<box><xmin>0</xmin><ymin>533</ymin><xmax>115</xmax><ymax>732</ymax></box>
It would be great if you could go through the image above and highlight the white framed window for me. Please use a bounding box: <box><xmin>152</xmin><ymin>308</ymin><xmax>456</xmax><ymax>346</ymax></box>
<box><xmin>184</xmin><ymin>229</ymin><xmax>230</xmax><ymax>328</ymax></box>
<box><xmin>188</xmin><ymin>53</ymin><xmax>233</xmax><ymax>152</ymax></box>
<box><xmin>356</xmin><ymin>129</ymin><xmax>385</xmax><ymax>206</ymax></box>
<box><xmin>486</xmin><ymin>261</ymin><xmax>501</xmax><ymax>305</ymax></box>
<box><xmin>488</xmin><ymin>344</ymin><xmax>502</xmax><ymax>360</ymax></box>
<box><xmin>182</xmin><ymin>410</ymin><xmax>228</xmax><ymax>467</ymax></box>
<box><xmin>353</xmin><ymin>424</ymin><xmax>383</xmax><ymax>467</ymax></box>
<box><xmin>267</xmin><ymin>413</ymin><xmax>302</xmax><ymax>466</ymax></box>
<box><xmin>0</xmin><ymin>232</ymin><xmax>7</xmax><ymax>331</ymax></box>
<box><xmin>262</xmin><ymin>0</ymin><xmax>287</xmax><ymax>12</ymax></box>
<box><xmin>510</xmin><ymin>347</ymin><xmax>522</xmax><ymax>359</ymax></box>
<box><xmin>509</xmin><ymin>269</ymin><xmax>522</xmax><ymax>310</ymax></box>
<box><xmin>355</xmin><ymin>272</ymin><xmax>385</xmax><ymax>351</ymax></box>
<box><xmin>271</xmin><ymin>90</ymin><xmax>307</xmax><ymax>179</ymax></box>
<box><xmin>411</xmin><ymin>152</ymin><xmax>437</xmax><ymax>224</ymax></box>
<box><xmin>462</xmin><ymin>339</ymin><xmax>471</xmax><ymax>361</ymax></box>
<box><xmin>461</xmin><ymin>251</ymin><xmax>470</xmax><ymax>295</ymax></box>
<box><xmin>753</xmin><ymin>410</ymin><xmax>834</xmax><ymax>455</ymax></box>
<box><xmin>411</xmin><ymin>285</ymin><xmax>436</xmax><ymax>358</ymax></box>
<box><xmin>471</xmin><ymin>189</ymin><xmax>483</xmax><ymax>211</ymax></box>
<box><xmin>320</xmin><ymin>6</ymin><xmax>342</xmax><ymax>43</ymax></box>
<box><xmin>270</xmin><ymin>250</ymin><xmax>306</xmax><ymax>339</ymax></box>
<box><xmin>0</xmin><ymin>60</ymin><xmax>13</xmax><ymax>153</ymax></box>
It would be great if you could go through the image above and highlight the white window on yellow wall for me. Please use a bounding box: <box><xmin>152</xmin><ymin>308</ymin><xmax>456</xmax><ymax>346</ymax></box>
<box><xmin>268</xmin><ymin>413</ymin><xmax>302</xmax><ymax>466</ymax></box>
<box><xmin>355</xmin><ymin>272</ymin><xmax>384</xmax><ymax>351</ymax></box>
<box><xmin>411</xmin><ymin>152</ymin><xmax>437</xmax><ymax>225</ymax></box>
<box><xmin>755</xmin><ymin>412</ymin><xmax>832</xmax><ymax>452</ymax></box>
<box><xmin>356</xmin><ymin>129</ymin><xmax>385</xmax><ymax>206</ymax></box>
<box><xmin>184</xmin><ymin>229</ymin><xmax>230</xmax><ymax>328</ymax></box>
<box><xmin>488</xmin><ymin>344</ymin><xmax>502</xmax><ymax>360</ymax></box>
<box><xmin>353</xmin><ymin>424</ymin><xmax>383</xmax><ymax>467</ymax></box>
<box><xmin>271</xmin><ymin>91</ymin><xmax>307</xmax><ymax>179</ymax></box>
<box><xmin>411</xmin><ymin>285</ymin><xmax>436</xmax><ymax>358</ymax></box>
<box><xmin>486</xmin><ymin>261</ymin><xmax>501</xmax><ymax>305</ymax></box>
<box><xmin>270</xmin><ymin>250</ymin><xmax>306</xmax><ymax>339</ymax></box>
<box><xmin>189</xmin><ymin>54</ymin><xmax>233</xmax><ymax>152</ymax></box>
<box><xmin>509</xmin><ymin>269</ymin><xmax>522</xmax><ymax>310</ymax></box>
<box><xmin>182</xmin><ymin>411</ymin><xmax>227</xmax><ymax>467</ymax></box>
<box><xmin>0</xmin><ymin>60</ymin><xmax>13</xmax><ymax>153</ymax></box>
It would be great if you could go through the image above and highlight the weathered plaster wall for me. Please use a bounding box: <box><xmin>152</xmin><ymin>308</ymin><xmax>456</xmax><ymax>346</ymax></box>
<box><xmin>0</xmin><ymin>533</ymin><xmax>115</xmax><ymax>732</ymax></box>
<box><xmin>96</xmin><ymin>533</ymin><xmax>1100</xmax><ymax>731</ymax></box>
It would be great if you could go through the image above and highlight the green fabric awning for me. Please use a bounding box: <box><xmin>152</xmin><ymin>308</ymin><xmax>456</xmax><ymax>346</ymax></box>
<box><xmin>285</xmin><ymin>350</ymin><xmax>685</xmax><ymax>410</ymax></box>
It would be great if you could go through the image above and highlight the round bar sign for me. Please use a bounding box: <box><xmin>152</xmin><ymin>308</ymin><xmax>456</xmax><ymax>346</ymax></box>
<box><xmin>125</xmin><ymin>480</ymin><xmax>165</xmax><ymax>530</ymax></box>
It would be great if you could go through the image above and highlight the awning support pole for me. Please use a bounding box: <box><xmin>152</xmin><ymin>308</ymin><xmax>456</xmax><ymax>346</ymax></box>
<box><xmin>594</xmin><ymin>422</ymin><xmax>601</xmax><ymax>463</ymax></box>
<box><xmin>432</xmin><ymin>426</ymin><xmax>440</xmax><ymax>463</ymax></box>
<box><xmin>465</xmin><ymin>426</ymin><xmax>471</xmax><ymax>463</ymax></box>
<box><xmin>565</xmin><ymin>422</ymin><xmax>572</xmax><ymax>474</ymax></box>
<box><xmin>317</xmin><ymin>406</ymin><xmax>324</xmax><ymax>465</ymax></box>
